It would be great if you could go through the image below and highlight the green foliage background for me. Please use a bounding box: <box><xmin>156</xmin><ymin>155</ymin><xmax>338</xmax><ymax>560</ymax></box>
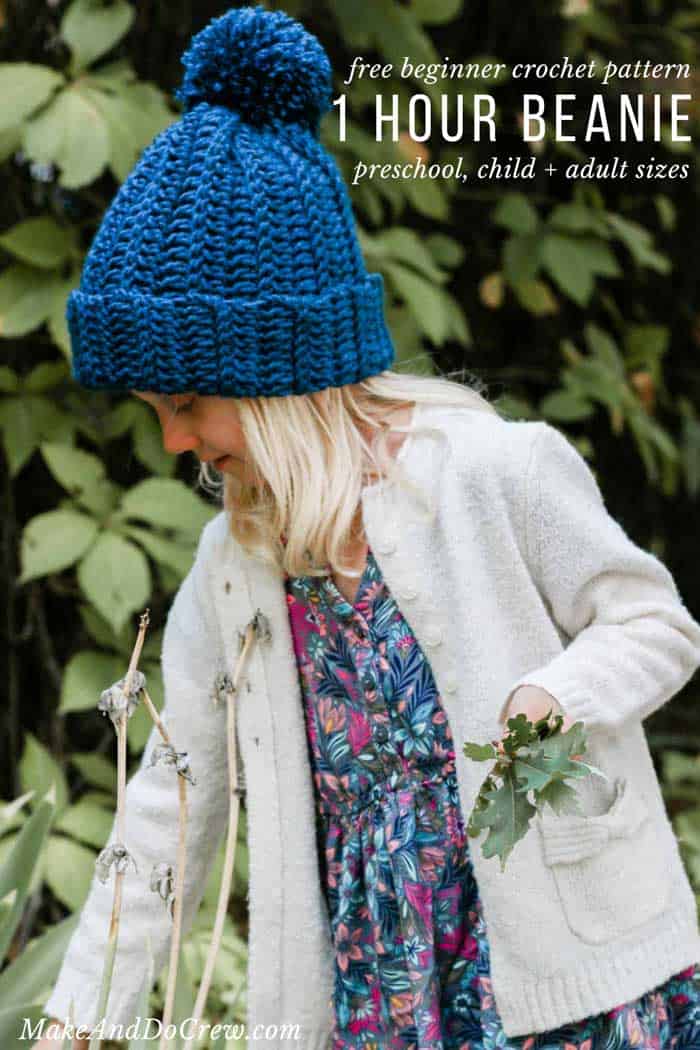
<box><xmin>0</xmin><ymin>0</ymin><xmax>698</xmax><ymax>1043</ymax></box>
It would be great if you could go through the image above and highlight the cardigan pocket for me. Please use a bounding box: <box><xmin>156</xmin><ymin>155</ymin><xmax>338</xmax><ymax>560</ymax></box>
<box><xmin>536</xmin><ymin>776</ymin><xmax>672</xmax><ymax>945</ymax></box>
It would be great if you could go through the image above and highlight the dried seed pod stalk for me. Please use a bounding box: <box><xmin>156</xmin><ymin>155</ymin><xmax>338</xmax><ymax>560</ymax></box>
<box><xmin>88</xmin><ymin>612</ymin><xmax>150</xmax><ymax>1050</ymax></box>
<box><xmin>181</xmin><ymin>609</ymin><xmax>269</xmax><ymax>1050</ymax></box>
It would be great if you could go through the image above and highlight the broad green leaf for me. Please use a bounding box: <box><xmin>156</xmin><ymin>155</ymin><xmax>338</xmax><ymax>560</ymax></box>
<box><xmin>0</xmin><ymin>263</ymin><xmax>61</xmax><ymax>337</ymax></box>
<box><xmin>424</xmin><ymin>232</ymin><xmax>465</xmax><ymax>268</ymax></box>
<box><xmin>59</xmin><ymin>649</ymin><xmax>126</xmax><ymax>714</ymax></box>
<box><xmin>123</xmin><ymin>524</ymin><xmax>196</xmax><ymax>577</ymax></box>
<box><xmin>535</xmin><ymin>778</ymin><xmax>583</xmax><ymax>815</ymax></box>
<box><xmin>408</xmin><ymin>0</ymin><xmax>462</xmax><ymax>24</ymax></box>
<box><xmin>0</xmin><ymin>63</ymin><xmax>64</xmax><ymax>133</ymax></box>
<box><xmin>364</xmin><ymin>227</ymin><xmax>447</xmax><ymax>284</ymax></box>
<box><xmin>40</xmin><ymin>441</ymin><xmax>105</xmax><ymax>497</ymax></box>
<box><xmin>19</xmin><ymin>736</ymin><xmax>69</xmax><ymax>819</ymax></box>
<box><xmin>540</xmin><ymin>233</ymin><xmax>595</xmax><ymax>306</ymax></box>
<box><xmin>23</xmin><ymin>85</ymin><xmax>110</xmax><ymax>189</ymax></box>
<box><xmin>0</xmin><ymin>367</ymin><xmax>19</xmax><ymax>393</ymax></box>
<box><xmin>540</xmin><ymin>389</ymin><xmax>594</xmax><ymax>422</ymax></box>
<box><xmin>548</xmin><ymin>203</ymin><xmax>598</xmax><ymax>234</ymax></box>
<box><xmin>19</xmin><ymin>509</ymin><xmax>98</xmax><ymax>583</ymax></box>
<box><xmin>503</xmin><ymin>234</ymin><xmax>542</xmax><ymax>286</ymax></box>
<box><xmin>77</xmin><ymin>531</ymin><xmax>151</xmax><ymax>635</ymax></box>
<box><xmin>0</xmin><ymin>791</ymin><xmax>35</xmax><ymax>837</ymax></box>
<box><xmin>584</xmin><ymin>323</ymin><xmax>625</xmax><ymax>377</ymax></box>
<box><xmin>23</xmin><ymin>360</ymin><xmax>70</xmax><ymax>393</ymax></box>
<box><xmin>469</xmin><ymin>771</ymin><xmax>536</xmax><ymax>871</ymax></box>
<box><xmin>462</xmin><ymin>741</ymin><xmax>497</xmax><ymax>761</ymax></box>
<box><xmin>0</xmin><ymin>216</ymin><xmax>75</xmax><ymax>270</ymax></box>
<box><xmin>118</xmin><ymin>478</ymin><xmax>215</xmax><ymax>535</ymax></box>
<box><xmin>44</xmin><ymin>836</ymin><xmax>97</xmax><ymax>911</ymax></box>
<box><xmin>69</xmin><ymin>752</ymin><xmax>117</xmax><ymax>793</ymax></box>
<box><xmin>0</xmin><ymin>394</ymin><xmax>76</xmax><ymax>480</ymax></box>
<box><xmin>383</xmin><ymin>261</ymin><xmax>451</xmax><ymax>345</ymax></box>
<box><xmin>493</xmin><ymin>193</ymin><xmax>539</xmax><ymax>235</ymax></box>
<box><xmin>54</xmin><ymin>797</ymin><xmax>113</xmax><ymax>849</ymax></box>
<box><xmin>61</xmin><ymin>0</ymin><xmax>135</xmax><ymax>72</ymax></box>
<box><xmin>0</xmin><ymin>911</ymin><xmax>79</xmax><ymax>1010</ymax></box>
<box><xmin>0</xmin><ymin>125</ymin><xmax>21</xmax><ymax>162</ymax></box>
<box><xmin>511</xmin><ymin>278</ymin><xmax>558</xmax><ymax>317</ymax></box>
<box><xmin>0</xmin><ymin>786</ymin><xmax>55</xmax><ymax>963</ymax></box>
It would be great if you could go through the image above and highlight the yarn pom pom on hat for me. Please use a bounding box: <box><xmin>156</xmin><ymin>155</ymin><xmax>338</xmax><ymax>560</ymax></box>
<box><xmin>67</xmin><ymin>5</ymin><xmax>396</xmax><ymax>399</ymax></box>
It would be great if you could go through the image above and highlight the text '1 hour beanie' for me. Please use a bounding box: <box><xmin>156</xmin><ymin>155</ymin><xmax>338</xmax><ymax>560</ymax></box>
<box><xmin>67</xmin><ymin>5</ymin><xmax>396</xmax><ymax>398</ymax></box>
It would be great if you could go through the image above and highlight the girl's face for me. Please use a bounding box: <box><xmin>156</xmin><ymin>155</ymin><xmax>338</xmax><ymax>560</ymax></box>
<box><xmin>131</xmin><ymin>390</ymin><xmax>250</xmax><ymax>479</ymax></box>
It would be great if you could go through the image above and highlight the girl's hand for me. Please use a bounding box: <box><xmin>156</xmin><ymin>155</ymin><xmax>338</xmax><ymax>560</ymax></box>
<box><xmin>497</xmin><ymin>685</ymin><xmax>583</xmax><ymax>758</ymax></box>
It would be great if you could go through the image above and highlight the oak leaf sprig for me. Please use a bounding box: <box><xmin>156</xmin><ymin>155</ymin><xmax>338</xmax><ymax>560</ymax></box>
<box><xmin>463</xmin><ymin>709</ymin><xmax>608</xmax><ymax>872</ymax></box>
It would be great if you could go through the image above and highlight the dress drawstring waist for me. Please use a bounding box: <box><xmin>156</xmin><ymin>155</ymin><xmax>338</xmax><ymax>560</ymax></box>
<box><xmin>316</xmin><ymin>759</ymin><xmax>457</xmax><ymax>829</ymax></box>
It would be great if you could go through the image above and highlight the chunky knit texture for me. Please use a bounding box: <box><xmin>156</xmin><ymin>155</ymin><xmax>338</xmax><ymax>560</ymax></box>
<box><xmin>44</xmin><ymin>406</ymin><xmax>700</xmax><ymax>1044</ymax></box>
<box><xmin>67</xmin><ymin>6</ymin><xmax>395</xmax><ymax>397</ymax></box>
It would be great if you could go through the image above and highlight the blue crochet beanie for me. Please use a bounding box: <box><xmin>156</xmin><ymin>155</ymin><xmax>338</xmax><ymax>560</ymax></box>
<box><xmin>67</xmin><ymin>5</ymin><xmax>396</xmax><ymax>398</ymax></box>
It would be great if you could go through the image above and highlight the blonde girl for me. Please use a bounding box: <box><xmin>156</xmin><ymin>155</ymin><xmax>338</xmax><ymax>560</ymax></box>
<box><xmin>39</xmin><ymin>7</ymin><xmax>700</xmax><ymax>1049</ymax></box>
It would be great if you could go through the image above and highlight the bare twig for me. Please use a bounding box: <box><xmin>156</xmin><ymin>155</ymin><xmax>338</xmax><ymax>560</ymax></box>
<box><xmin>182</xmin><ymin>611</ymin><xmax>267</xmax><ymax>1050</ymax></box>
<box><xmin>88</xmin><ymin>610</ymin><xmax>150</xmax><ymax>1050</ymax></box>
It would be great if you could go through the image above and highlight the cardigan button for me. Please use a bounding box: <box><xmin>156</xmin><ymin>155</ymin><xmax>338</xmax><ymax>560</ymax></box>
<box><xmin>424</xmin><ymin>625</ymin><xmax>443</xmax><ymax>647</ymax></box>
<box><xmin>398</xmin><ymin>585</ymin><xmax>418</xmax><ymax>601</ymax></box>
<box><xmin>375</xmin><ymin>538</ymin><xmax>397</xmax><ymax>555</ymax></box>
<box><xmin>443</xmin><ymin>670</ymin><xmax>459</xmax><ymax>693</ymax></box>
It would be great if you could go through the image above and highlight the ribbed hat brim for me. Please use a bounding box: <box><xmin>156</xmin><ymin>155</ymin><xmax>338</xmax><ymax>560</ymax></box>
<box><xmin>68</xmin><ymin>273</ymin><xmax>395</xmax><ymax>397</ymax></box>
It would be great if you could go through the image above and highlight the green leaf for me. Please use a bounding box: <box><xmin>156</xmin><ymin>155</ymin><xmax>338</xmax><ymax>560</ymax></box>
<box><xmin>0</xmin><ymin>263</ymin><xmax>61</xmax><ymax>337</ymax></box>
<box><xmin>424</xmin><ymin>232</ymin><xmax>465</xmax><ymax>268</ymax></box>
<box><xmin>584</xmin><ymin>322</ymin><xmax>625</xmax><ymax>378</ymax></box>
<box><xmin>23</xmin><ymin>360</ymin><xmax>70</xmax><ymax>393</ymax></box>
<box><xmin>408</xmin><ymin>0</ymin><xmax>462</xmax><ymax>24</ymax></box>
<box><xmin>59</xmin><ymin>649</ymin><xmax>126</xmax><ymax>714</ymax></box>
<box><xmin>0</xmin><ymin>785</ymin><xmax>55</xmax><ymax>962</ymax></box>
<box><xmin>548</xmin><ymin>202</ymin><xmax>599</xmax><ymax>234</ymax></box>
<box><xmin>61</xmin><ymin>0</ymin><xmax>135</xmax><ymax>72</ymax></box>
<box><xmin>511</xmin><ymin>278</ymin><xmax>558</xmax><ymax>317</ymax></box>
<box><xmin>117</xmin><ymin>478</ymin><xmax>216</xmax><ymax>535</ymax></box>
<box><xmin>77</xmin><ymin>531</ymin><xmax>151</xmax><ymax>635</ymax></box>
<box><xmin>22</xmin><ymin>85</ymin><xmax>110</xmax><ymax>189</ymax></box>
<box><xmin>382</xmin><ymin>261</ymin><xmax>451</xmax><ymax>345</ymax></box>
<box><xmin>0</xmin><ymin>217</ymin><xmax>75</xmax><ymax>270</ymax></box>
<box><xmin>19</xmin><ymin>509</ymin><xmax>98</xmax><ymax>583</ymax></box>
<box><xmin>19</xmin><ymin>734</ymin><xmax>69</xmax><ymax>819</ymax></box>
<box><xmin>463</xmin><ymin>741</ymin><xmax>497</xmax><ymax>761</ymax></box>
<box><xmin>69</xmin><ymin>752</ymin><xmax>117</xmax><ymax>793</ymax></box>
<box><xmin>54</xmin><ymin>797</ymin><xmax>113</xmax><ymax>849</ymax></box>
<box><xmin>44</xmin><ymin>836</ymin><xmax>97</xmax><ymax>911</ymax></box>
<box><xmin>0</xmin><ymin>912</ymin><xmax>79</xmax><ymax>1011</ymax></box>
<box><xmin>40</xmin><ymin>441</ymin><xmax>105</xmax><ymax>496</ymax></box>
<box><xmin>493</xmin><ymin>193</ymin><xmax>540</xmax><ymax>235</ymax></box>
<box><xmin>0</xmin><ymin>63</ymin><xmax>64</xmax><ymax>133</ymax></box>
<box><xmin>503</xmin><ymin>234</ymin><xmax>543</xmax><ymax>286</ymax></box>
<box><xmin>540</xmin><ymin>389</ymin><xmax>594</xmax><ymax>422</ymax></box>
<box><xmin>364</xmin><ymin>227</ymin><xmax>448</xmax><ymax>284</ymax></box>
<box><xmin>540</xmin><ymin>233</ymin><xmax>595</xmax><ymax>307</ymax></box>
<box><xmin>123</xmin><ymin>524</ymin><xmax>196</xmax><ymax>577</ymax></box>
<box><xmin>469</xmin><ymin>770</ymin><xmax>536</xmax><ymax>871</ymax></box>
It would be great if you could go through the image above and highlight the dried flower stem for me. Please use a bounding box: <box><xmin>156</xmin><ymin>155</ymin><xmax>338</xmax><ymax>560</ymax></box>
<box><xmin>88</xmin><ymin>611</ymin><xmax>150</xmax><ymax>1050</ymax></box>
<box><xmin>138</xmin><ymin>674</ymin><xmax>193</xmax><ymax>1050</ymax></box>
<box><xmin>181</xmin><ymin>619</ymin><xmax>257</xmax><ymax>1050</ymax></box>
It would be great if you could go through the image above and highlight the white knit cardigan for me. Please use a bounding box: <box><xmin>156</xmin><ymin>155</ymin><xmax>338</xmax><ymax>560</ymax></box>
<box><xmin>44</xmin><ymin>403</ymin><xmax>700</xmax><ymax>1046</ymax></box>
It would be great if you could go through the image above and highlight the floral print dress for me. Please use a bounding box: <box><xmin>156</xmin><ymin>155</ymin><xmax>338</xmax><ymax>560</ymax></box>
<box><xmin>283</xmin><ymin>544</ymin><xmax>700</xmax><ymax>1050</ymax></box>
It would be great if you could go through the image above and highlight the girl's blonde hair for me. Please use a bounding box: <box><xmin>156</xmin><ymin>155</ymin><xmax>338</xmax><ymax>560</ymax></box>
<box><xmin>196</xmin><ymin>366</ymin><xmax>501</xmax><ymax>580</ymax></box>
